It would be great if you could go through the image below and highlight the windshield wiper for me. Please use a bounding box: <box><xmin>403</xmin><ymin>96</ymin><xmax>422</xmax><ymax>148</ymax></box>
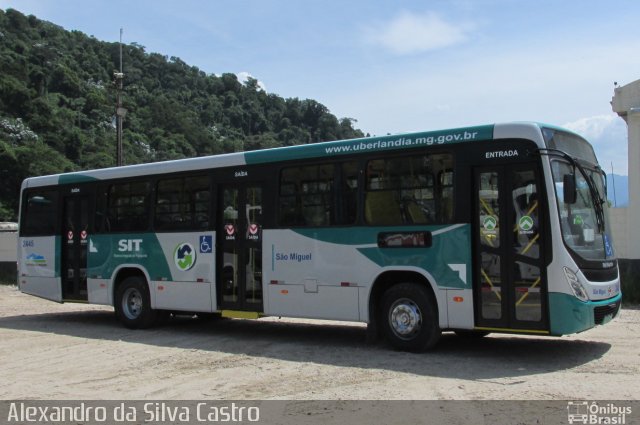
<box><xmin>579</xmin><ymin>164</ymin><xmax>606</xmax><ymax>233</ymax></box>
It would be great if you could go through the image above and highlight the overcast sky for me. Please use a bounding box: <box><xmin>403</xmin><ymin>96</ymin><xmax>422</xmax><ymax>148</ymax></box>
<box><xmin>2</xmin><ymin>0</ymin><xmax>638</xmax><ymax>174</ymax></box>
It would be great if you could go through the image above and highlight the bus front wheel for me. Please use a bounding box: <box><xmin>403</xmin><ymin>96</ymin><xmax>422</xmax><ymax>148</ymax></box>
<box><xmin>115</xmin><ymin>276</ymin><xmax>157</xmax><ymax>329</ymax></box>
<box><xmin>381</xmin><ymin>282</ymin><xmax>441</xmax><ymax>352</ymax></box>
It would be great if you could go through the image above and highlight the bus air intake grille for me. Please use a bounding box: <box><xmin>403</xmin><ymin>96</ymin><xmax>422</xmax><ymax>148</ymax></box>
<box><xmin>593</xmin><ymin>301</ymin><xmax>620</xmax><ymax>325</ymax></box>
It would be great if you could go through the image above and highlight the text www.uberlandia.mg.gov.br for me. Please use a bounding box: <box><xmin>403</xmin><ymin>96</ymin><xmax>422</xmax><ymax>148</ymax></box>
<box><xmin>324</xmin><ymin>131</ymin><xmax>480</xmax><ymax>154</ymax></box>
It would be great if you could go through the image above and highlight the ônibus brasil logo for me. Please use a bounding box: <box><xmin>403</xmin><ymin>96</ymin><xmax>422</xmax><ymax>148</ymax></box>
<box><xmin>174</xmin><ymin>243</ymin><xmax>196</xmax><ymax>271</ymax></box>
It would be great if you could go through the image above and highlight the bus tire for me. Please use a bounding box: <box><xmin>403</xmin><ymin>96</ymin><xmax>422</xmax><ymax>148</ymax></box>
<box><xmin>381</xmin><ymin>282</ymin><xmax>440</xmax><ymax>352</ymax></box>
<box><xmin>114</xmin><ymin>276</ymin><xmax>157</xmax><ymax>329</ymax></box>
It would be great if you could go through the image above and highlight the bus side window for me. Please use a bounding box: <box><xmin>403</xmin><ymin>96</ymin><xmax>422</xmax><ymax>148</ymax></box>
<box><xmin>154</xmin><ymin>175</ymin><xmax>210</xmax><ymax>231</ymax></box>
<box><xmin>340</xmin><ymin>162</ymin><xmax>359</xmax><ymax>224</ymax></box>
<box><xmin>21</xmin><ymin>190</ymin><xmax>59</xmax><ymax>236</ymax></box>
<box><xmin>107</xmin><ymin>181</ymin><xmax>150</xmax><ymax>232</ymax></box>
<box><xmin>278</xmin><ymin>181</ymin><xmax>299</xmax><ymax>226</ymax></box>
<box><xmin>364</xmin><ymin>154</ymin><xmax>454</xmax><ymax>225</ymax></box>
<box><xmin>94</xmin><ymin>187</ymin><xmax>109</xmax><ymax>233</ymax></box>
<box><xmin>278</xmin><ymin>164</ymin><xmax>335</xmax><ymax>227</ymax></box>
<box><xmin>365</xmin><ymin>191</ymin><xmax>402</xmax><ymax>224</ymax></box>
<box><xmin>439</xmin><ymin>169</ymin><xmax>454</xmax><ymax>223</ymax></box>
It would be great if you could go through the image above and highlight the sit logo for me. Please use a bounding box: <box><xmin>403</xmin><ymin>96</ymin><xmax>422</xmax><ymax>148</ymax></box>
<box><xmin>118</xmin><ymin>239</ymin><xmax>143</xmax><ymax>252</ymax></box>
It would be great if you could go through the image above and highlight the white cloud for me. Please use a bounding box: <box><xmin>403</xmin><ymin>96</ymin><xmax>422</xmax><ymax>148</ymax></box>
<box><xmin>331</xmin><ymin>33</ymin><xmax>640</xmax><ymax>142</ymax></box>
<box><xmin>364</xmin><ymin>11</ymin><xmax>473</xmax><ymax>55</ymax></box>
<box><xmin>236</xmin><ymin>71</ymin><xmax>267</xmax><ymax>92</ymax></box>
<box><xmin>563</xmin><ymin>114</ymin><xmax>618</xmax><ymax>140</ymax></box>
<box><xmin>563</xmin><ymin>114</ymin><xmax>629</xmax><ymax>175</ymax></box>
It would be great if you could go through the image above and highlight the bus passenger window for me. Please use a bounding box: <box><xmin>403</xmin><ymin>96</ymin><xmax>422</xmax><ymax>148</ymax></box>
<box><xmin>439</xmin><ymin>169</ymin><xmax>454</xmax><ymax>222</ymax></box>
<box><xmin>21</xmin><ymin>190</ymin><xmax>59</xmax><ymax>236</ymax></box>
<box><xmin>154</xmin><ymin>175</ymin><xmax>210</xmax><ymax>231</ymax></box>
<box><xmin>107</xmin><ymin>181</ymin><xmax>150</xmax><ymax>232</ymax></box>
<box><xmin>278</xmin><ymin>164</ymin><xmax>335</xmax><ymax>226</ymax></box>
<box><xmin>365</xmin><ymin>153</ymin><xmax>453</xmax><ymax>225</ymax></box>
<box><xmin>340</xmin><ymin>162</ymin><xmax>359</xmax><ymax>224</ymax></box>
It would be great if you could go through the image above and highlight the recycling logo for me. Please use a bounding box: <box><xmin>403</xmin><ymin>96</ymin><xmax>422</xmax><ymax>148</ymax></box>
<box><xmin>174</xmin><ymin>242</ymin><xmax>196</xmax><ymax>271</ymax></box>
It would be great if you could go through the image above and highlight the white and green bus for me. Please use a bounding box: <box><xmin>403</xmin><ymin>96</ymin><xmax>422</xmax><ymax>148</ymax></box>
<box><xmin>17</xmin><ymin>122</ymin><xmax>621</xmax><ymax>351</ymax></box>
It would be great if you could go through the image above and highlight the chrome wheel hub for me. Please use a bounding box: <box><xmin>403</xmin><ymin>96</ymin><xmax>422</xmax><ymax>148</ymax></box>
<box><xmin>389</xmin><ymin>298</ymin><xmax>422</xmax><ymax>340</ymax></box>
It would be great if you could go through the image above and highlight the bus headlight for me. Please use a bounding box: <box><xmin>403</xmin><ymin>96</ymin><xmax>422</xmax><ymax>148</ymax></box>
<box><xmin>564</xmin><ymin>267</ymin><xmax>589</xmax><ymax>302</ymax></box>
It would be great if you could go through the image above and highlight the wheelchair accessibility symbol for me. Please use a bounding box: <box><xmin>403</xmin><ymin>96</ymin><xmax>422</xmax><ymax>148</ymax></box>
<box><xmin>199</xmin><ymin>235</ymin><xmax>213</xmax><ymax>254</ymax></box>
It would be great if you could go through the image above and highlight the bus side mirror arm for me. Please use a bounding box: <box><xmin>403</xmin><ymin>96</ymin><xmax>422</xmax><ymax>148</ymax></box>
<box><xmin>564</xmin><ymin>174</ymin><xmax>577</xmax><ymax>204</ymax></box>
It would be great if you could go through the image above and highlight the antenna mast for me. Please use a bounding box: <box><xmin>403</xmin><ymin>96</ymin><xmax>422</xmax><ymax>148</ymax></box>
<box><xmin>114</xmin><ymin>28</ymin><xmax>126</xmax><ymax>166</ymax></box>
<box><xmin>611</xmin><ymin>162</ymin><xmax>617</xmax><ymax>207</ymax></box>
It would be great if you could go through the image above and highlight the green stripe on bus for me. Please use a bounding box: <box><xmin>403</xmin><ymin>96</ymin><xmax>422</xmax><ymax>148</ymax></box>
<box><xmin>245</xmin><ymin>125</ymin><xmax>494</xmax><ymax>164</ymax></box>
<box><xmin>87</xmin><ymin>233</ymin><xmax>172</xmax><ymax>281</ymax></box>
<box><xmin>291</xmin><ymin>224</ymin><xmax>472</xmax><ymax>289</ymax></box>
<box><xmin>58</xmin><ymin>174</ymin><xmax>99</xmax><ymax>184</ymax></box>
<box><xmin>290</xmin><ymin>225</ymin><xmax>452</xmax><ymax>245</ymax></box>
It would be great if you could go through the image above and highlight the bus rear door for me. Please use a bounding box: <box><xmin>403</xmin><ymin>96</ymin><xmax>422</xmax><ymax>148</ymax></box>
<box><xmin>61</xmin><ymin>189</ymin><xmax>92</xmax><ymax>302</ymax></box>
<box><xmin>217</xmin><ymin>183</ymin><xmax>264</xmax><ymax>314</ymax></box>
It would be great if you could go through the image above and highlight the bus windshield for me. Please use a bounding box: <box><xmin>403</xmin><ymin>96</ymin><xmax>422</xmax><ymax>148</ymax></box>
<box><xmin>543</xmin><ymin>127</ymin><xmax>598</xmax><ymax>164</ymax></box>
<box><xmin>543</xmin><ymin>127</ymin><xmax>614</xmax><ymax>262</ymax></box>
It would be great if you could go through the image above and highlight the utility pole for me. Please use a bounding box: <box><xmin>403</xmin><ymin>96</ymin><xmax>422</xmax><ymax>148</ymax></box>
<box><xmin>114</xmin><ymin>27</ymin><xmax>127</xmax><ymax>166</ymax></box>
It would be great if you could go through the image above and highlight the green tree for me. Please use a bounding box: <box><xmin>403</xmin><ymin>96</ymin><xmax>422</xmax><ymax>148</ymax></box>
<box><xmin>0</xmin><ymin>8</ymin><xmax>364</xmax><ymax>220</ymax></box>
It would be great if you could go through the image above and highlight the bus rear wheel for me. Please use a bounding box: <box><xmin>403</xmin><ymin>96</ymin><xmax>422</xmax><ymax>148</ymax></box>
<box><xmin>381</xmin><ymin>282</ymin><xmax>440</xmax><ymax>352</ymax></box>
<box><xmin>115</xmin><ymin>276</ymin><xmax>157</xmax><ymax>329</ymax></box>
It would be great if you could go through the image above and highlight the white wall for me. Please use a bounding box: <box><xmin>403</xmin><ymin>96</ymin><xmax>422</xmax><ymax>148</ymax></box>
<box><xmin>0</xmin><ymin>231</ymin><xmax>17</xmax><ymax>262</ymax></box>
<box><xmin>609</xmin><ymin>208</ymin><xmax>629</xmax><ymax>259</ymax></box>
<box><xmin>612</xmin><ymin>79</ymin><xmax>640</xmax><ymax>259</ymax></box>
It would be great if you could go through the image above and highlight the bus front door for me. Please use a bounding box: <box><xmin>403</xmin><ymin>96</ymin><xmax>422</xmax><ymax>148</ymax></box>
<box><xmin>473</xmin><ymin>164</ymin><xmax>549</xmax><ymax>332</ymax></box>
<box><xmin>217</xmin><ymin>184</ymin><xmax>263</xmax><ymax>313</ymax></box>
<box><xmin>61</xmin><ymin>193</ymin><xmax>91</xmax><ymax>302</ymax></box>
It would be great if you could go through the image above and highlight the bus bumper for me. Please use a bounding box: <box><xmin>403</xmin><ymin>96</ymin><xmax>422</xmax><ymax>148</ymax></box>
<box><xmin>548</xmin><ymin>292</ymin><xmax>622</xmax><ymax>336</ymax></box>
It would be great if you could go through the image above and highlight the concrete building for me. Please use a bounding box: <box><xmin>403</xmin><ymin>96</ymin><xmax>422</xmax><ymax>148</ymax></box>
<box><xmin>611</xmin><ymin>79</ymin><xmax>640</xmax><ymax>288</ymax></box>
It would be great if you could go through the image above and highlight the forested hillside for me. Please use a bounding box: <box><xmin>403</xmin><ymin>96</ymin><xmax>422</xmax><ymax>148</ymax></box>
<box><xmin>0</xmin><ymin>8</ymin><xmax>364</xmax><ymax>220</ymax></box>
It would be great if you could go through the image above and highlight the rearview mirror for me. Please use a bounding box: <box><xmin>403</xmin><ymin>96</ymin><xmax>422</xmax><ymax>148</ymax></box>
<box><xmin>563</xmin><ymin>174</ymin><xmax>577</xmax><ymax>204</ymax></box>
